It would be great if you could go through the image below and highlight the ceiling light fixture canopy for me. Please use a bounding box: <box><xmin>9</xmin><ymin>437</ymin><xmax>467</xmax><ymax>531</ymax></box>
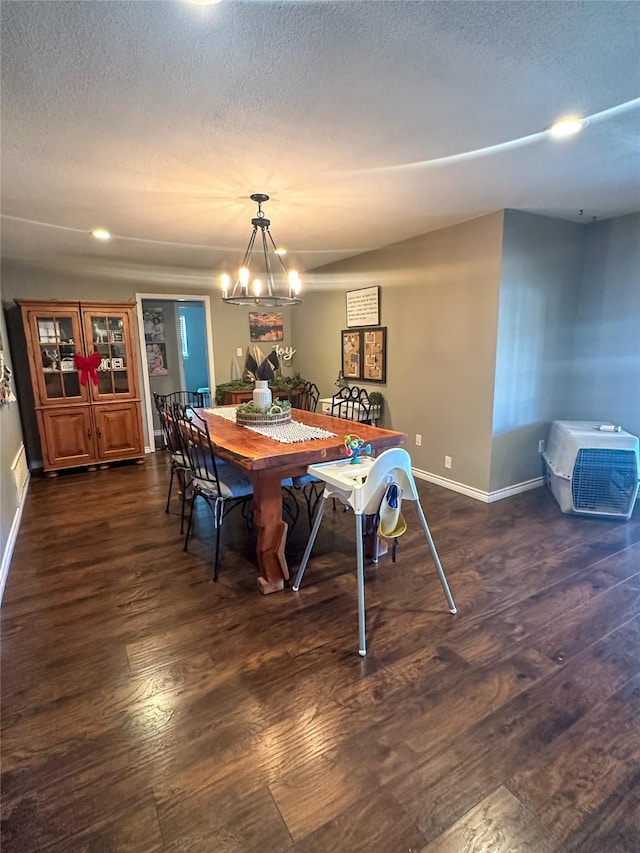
<box><xmin>91</xmin><ymin>228</ymin><xmax>111</xmax><ymax>241</ymax></box>
<box><xmin>548</xmin><ymin>116</ymin><xmax>585</xmax><ymax>138</ymax></box>
<box><xmin>220</xmin><ymin>194</ymin><xmax>302</xmax><ymax>307</ymax></box>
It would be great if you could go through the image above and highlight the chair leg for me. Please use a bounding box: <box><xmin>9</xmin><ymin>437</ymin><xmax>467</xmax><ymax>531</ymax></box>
<box><xmin>356</xmin><ymin>513</ymin><xmax>367</xmax><ymax>656</ymax></box>
<box><xmin>209</xmin><ymin>498</ymin><xmax>227</xmax><ymax>581</ymax></box>
<box><xmin>183</xmin><ymin>491</ymin><xmax>197</xmax><ymax>551</ymax></box>
<box><xmin>282</xmin><ymin>487</ymin><xmax>300</xmax><ymax>531</ymax></box>
<box><xmin>302</xmin><ymin>482</ymin><xmax>322</xmax><ymax>529</ymax></box>
<box><xmin>213</xmin><ymin>517</ymin><xmax>222</xmax><ymax>581</ymax></box>
<box><xmin>414</xmin><ymin>500</ymin><xmax>457</xmax><ymax>614</ymax></box>
<box><xmin>166</xmin><ymin>466</ymin><xmax>176</xmax><ymax>513</ymax></box>
<box><xmin>179</xmin><ymin>471</ymin><xmax>189</xmax><ymax>535</ymax></box>
<box><xmin>292</xmin><ymin>498</ymin><xmax>327</xmax><ymax>591</ymax></box>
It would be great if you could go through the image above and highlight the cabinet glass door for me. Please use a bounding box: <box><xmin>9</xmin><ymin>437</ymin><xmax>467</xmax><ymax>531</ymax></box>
<box><xmin>84</xmin><ymin>310</ymin><xmax>137</xmax><ymax>400</ymax></box>
<box><xmin>29</xmin><ymin>309</ymin><xmax>87</xmax><ymax>404</ymax></box>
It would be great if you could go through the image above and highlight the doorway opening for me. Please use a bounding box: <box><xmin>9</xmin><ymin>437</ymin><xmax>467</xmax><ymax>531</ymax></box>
<box><xmin>135</xmin><ymin>293</ymin><xmax>216</xmax><ymax>451</ymax></box>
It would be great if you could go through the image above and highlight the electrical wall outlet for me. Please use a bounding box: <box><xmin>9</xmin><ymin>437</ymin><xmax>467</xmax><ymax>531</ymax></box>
<box><xmin>236</xmin><ymin>347</ymin><xmax>243</xmax><ymax>357</ymax></box>
<box><xmin>415</xmin><ymin>434</ymin><xmax>422</xmax><ymax>446</ymax></box>
<box><xmin>444</xmin><ymin>455</ymin><xmax>452</xmax><ymax>469</ymax></box>
<box><xmin>538</xmin><ymin>439</ymin><xmax>545</xmax><ymax>453</ymax></box>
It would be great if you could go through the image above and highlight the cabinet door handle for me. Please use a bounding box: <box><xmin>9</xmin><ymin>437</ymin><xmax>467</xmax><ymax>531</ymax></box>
<box><xmin>96</xmin><ymin>427</ymin><xmax>102</xmax><ymax>438</ymax></box>
<box><xmin>87</xmin><ymin>429</ymin><xmax>92</xmax><ymax>439</ymax></box>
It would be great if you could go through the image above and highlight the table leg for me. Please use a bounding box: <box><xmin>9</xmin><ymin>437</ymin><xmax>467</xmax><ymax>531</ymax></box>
<box><xmin>252</xmin><ymin>470</ymin><xmax>289</xmax><ymax>594</ymax></box>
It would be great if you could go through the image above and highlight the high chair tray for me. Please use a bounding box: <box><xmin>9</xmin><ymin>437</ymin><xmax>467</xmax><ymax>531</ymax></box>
<box><xmin>307</xmin><ymin>456</ymin><xmax>376</xmax><ymax>490</ymax></box>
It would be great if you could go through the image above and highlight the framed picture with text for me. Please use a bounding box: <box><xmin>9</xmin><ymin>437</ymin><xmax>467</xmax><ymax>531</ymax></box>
<box><xmin>346</xmin><ymin>286</ymin><xmax>379</xmax><ymax>327</ymax></box>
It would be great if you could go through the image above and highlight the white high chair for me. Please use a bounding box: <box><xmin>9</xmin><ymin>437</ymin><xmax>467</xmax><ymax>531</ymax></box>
<box><xmin>292</xmin><ymin>447</ymin><xmax>457</xmax><ymax>656</ymax></box>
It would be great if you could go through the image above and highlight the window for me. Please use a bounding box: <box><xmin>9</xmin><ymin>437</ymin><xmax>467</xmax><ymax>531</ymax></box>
<box><xmin>179</xmin><ymin>315</ymin><xmax>189</xmax><ymax>359</ymax></box>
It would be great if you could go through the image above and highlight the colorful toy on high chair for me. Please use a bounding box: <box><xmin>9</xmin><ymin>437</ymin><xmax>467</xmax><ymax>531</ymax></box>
<box><xmin>344</xmin><ymin>434</ymin><xmax>371</xmax><ymax>464</ymax></box>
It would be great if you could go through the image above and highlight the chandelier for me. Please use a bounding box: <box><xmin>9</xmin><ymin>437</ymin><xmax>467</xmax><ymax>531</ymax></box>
<box><xmin>220</xmin><ymin>193</ymin><xmax>302</xmax><ymax>306</ymax></box>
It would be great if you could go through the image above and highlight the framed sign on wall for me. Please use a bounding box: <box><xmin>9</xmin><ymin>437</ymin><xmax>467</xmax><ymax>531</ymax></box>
<box><xmin>346</xmin><ymin>286</ymin><xmax>379</xmax><ymax>327</ymax></box>
<box><xmin>341</xmin><ymin>326</ymin><xmax>386</xmax><ymax>383</ymax></box>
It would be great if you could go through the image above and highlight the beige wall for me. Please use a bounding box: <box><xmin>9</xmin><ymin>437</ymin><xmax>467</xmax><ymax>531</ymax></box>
<box><xmin>293</xmin><ymin>212</ymin><xmax>505</xmax><ymax>492</ymax></box>
<box><xmin>568</xmin><ymin>213</ymin><xmax>640</xmax><ymax>438</ymax></box>
<box><xmin>490</xmin><ymin>211</ymin><xmax>585</xmax><ymax>492</ymax></box>
<box><xmin>294</xmin><ymin>209</ymin><xmax>639</xmax><ymax>499</ymax></box>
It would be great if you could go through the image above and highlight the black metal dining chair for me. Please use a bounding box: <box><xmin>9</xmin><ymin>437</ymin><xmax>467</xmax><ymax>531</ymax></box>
<box><xmin>153</xmin><ymin>392</ymin><xmax>191</xmax><ymax>530</ymax></box>
<box><xmin>174</xmin><ymin>407</ymin><xmax>254</xmax><ymax>581</ymax></box>
<box><xmin>292</xmin><ymin>381</ymin><xmax>320</xmax><ymax>413</ymax></box>
<box><xmin>173</xmin><ymin>405</ymin><xmax>299</xmax><ymax>575</ymax></box>
<box><xmin>162</xmin><ymin>389</ymin><xmax>209</xmax><ymax>409</ymax></box>
<box><xmin>290</xmin><ymin>382</ymin><xmax>323</xmax><ymax>527</ymax></box>
<box><xmin>331</xmin><ymin>385</ymin><xmax>372</xmax><ymax>423</ymax></box>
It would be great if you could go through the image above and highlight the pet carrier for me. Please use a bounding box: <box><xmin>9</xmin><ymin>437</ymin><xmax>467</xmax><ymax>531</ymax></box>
<box><xmin>543</xmin><ymin>421</ymin><xmax>639</xmax><ymax>520</ymax></box>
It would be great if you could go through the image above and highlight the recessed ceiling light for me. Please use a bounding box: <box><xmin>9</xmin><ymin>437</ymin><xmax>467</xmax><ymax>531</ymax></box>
<box><xmin>548</xmin><ymin>117</ymin><xmax>585</xmax><ymax>138</ymax></box>
<box><xmin>91</xmin><ymin>228</ymin><xmax>111</xmax><ymax>241</ymax></box>
<box><xmin>274</xmin><ymin>248</ymin><xmax>287</xmax><ymax>256</ymax></box>
<box><xmin>184</xmin><ymin>0</ymin><xmax>222</xmax><ymax>5</ymax></box>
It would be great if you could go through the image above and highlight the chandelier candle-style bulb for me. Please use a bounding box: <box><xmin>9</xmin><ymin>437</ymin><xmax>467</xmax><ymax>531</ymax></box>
<box><xmin>220</xmin><ymin>193</ymin><xmax>303</xmax><ymax>307</ymax></box>
<box><xmin>239</xmin><ymin>267</ymin><xmax>250</xmax><ymax>295</ymax></box>
<box><xmin>220</xmin><ymin>273</ymin><xmax>230</xmax><ymax>298</ymax></box>
<box><xmin>288</xmin><ymin>270</ymin><xmax>301</xmax><ymax>298</ymax></box>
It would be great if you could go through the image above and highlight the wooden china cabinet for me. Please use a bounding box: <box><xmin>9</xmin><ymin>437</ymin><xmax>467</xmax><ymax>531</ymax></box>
<box><xmin>17</xmin><ymin>300</ymin><xmax>145</xmax><ymax>475</ymax></box>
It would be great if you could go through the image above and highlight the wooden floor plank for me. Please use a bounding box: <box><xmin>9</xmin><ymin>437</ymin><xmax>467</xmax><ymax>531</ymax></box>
<box><xmin>418</xmin><ymin>785</ymin><xmax>558</xmax><ymax>853</ymax></box>
<box><xmin>555</xmin><ymin>766</ymin><xmax>640</xmax><ymax>853</ymax></box>
<box><xmin>506</xmin><ymin>668</ymin><xmax>640</xmax><ymax>842</ymax></box>
<box><xmin>389</xmin><ymin>619</ymin><xmax>640</xmax><ymax>843</ymax></box>
<box><xmin>290</xmin><ymin>788</ymin><xmax>426</xmax><ymax>853</ymax></box>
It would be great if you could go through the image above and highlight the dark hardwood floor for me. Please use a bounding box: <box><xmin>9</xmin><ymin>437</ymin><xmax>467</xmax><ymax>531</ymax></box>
<box><xmin>2</xmin><ymin>452</ymin><xmax>639</xmax><ymax>852</ymax></box>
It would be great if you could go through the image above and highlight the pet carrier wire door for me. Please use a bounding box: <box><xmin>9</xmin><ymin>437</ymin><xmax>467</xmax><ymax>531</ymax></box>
<box><xmin>543</xmin><ymin>421</ymin><xmax>639</xmax><ymax>520</ymax></box>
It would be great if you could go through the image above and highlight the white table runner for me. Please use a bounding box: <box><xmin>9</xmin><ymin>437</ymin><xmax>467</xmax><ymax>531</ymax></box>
<box><xmin>205</xmin><ymin>407</ymin><xmax>337</xmax><ymax>444</ymax></box>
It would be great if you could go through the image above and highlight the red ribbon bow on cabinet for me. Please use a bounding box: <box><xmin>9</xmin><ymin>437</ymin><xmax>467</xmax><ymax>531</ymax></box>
<box><xmin>74</xmin><ymin>352</ymin><xmax>102</xmax><ymax>386</ymax></box>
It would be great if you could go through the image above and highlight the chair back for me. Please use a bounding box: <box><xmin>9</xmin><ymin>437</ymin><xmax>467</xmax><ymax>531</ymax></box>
<box><xmin>163</xmin><ymin>390</ymin><xmax>209</xmax><ymax>409</ymax></box>
<box><xmin>153</xmin><ymin>392</ymin><xmax>181</xmax><ymax>455</ymax></box>
<box><xmin>293</xmin><ymin>381</ymin><xmax>320</xmax><ymax>412</ymax></box>
<box><xmin>355</xmin><ymin>447</ymin><xmax>419</xmax><ymax>515</ymax></box>
<box><xmin>331</xmin><ymin>385</ymin><xmax>371</xmax><ymax>422</ymax></box>
<box><xmin>173</xmin><ymin>405</ymin><xmax>223</xmax><ymax>493</ymax></box>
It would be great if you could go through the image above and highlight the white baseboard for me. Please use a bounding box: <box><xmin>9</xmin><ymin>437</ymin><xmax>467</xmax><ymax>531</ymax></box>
<box><xmin>0</xmin><ymin>497</ymin><xmax>27</xmax><ymax>605</ymax></box>
<box><xmin>1</xmin><ymin>445</ymin><xmax>31</xmax><ymax>605</ymax></box>
<box><xmin>412</xmin><ymin>467</ymin><xmax>545</xmax><ymax>503</ymax></box>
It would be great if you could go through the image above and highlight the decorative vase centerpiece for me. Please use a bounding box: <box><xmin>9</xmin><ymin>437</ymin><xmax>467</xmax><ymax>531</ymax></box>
<box><xmin>236</xmin><ymin>399</ymin><xmax>292</xmax><ymax>427</ymax></box>
<box><xmin>253</xmin><ymin>379</ymin><xmax>272</xmax><ymax>408</ymax></box>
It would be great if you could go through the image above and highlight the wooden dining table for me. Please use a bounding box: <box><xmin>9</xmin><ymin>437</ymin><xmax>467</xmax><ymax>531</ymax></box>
<box><xmin>195</xmin><ymin>407</ymin><xmax>406</xmax><ymax>594</ymax></box>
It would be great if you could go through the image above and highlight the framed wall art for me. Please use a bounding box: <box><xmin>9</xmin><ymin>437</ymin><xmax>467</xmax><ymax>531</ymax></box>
<box><xmin>341</xmin><ymin>326</ymin><xmax>386</xmax><ymax>383</ymax></box>
<box><xmin>346</xmin><ymin>286</ymin><xmax>379</xmax><ymax>327</ymax></box>
<box><xmin>249</xmin><ymin>311</ymin><xmax>284</xmax><ymax>342</ymax></box>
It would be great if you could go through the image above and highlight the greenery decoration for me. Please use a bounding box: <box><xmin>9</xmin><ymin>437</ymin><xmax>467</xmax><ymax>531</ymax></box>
<box><xmin>368</xmin><ymin>391</ymin><xmax>385</xmax><ymax>411</ymax></box>
<box><xmin>215</xmin><ymin>374</ymin><xmax>307</xmax><ymax>405</ymax></box>
<box><xmin>236</xmin><ymin>398</ymin><xmax>292</xmax><ymax>416</ymax></box>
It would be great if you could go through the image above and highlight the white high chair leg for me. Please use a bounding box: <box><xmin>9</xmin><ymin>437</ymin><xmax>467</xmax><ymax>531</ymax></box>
<box><xmin>415</xmin><ymin>500</ymin><xmax>457</xmax><ymax>614</ymax></box>
<box><xmin>292</xmin><ymin>497</ymin><xmax>327</xmax><ymax>591</ymax></box>
<box><xmin>356</xmin><ymin>513</ymin><xmax>367</xmax><ymax>656</ymax></box>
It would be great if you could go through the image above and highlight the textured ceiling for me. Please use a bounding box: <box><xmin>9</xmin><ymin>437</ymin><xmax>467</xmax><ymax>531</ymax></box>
<box><xmin>1</xmin><ymin>0</ymin><xmax>639</xmax><ymax>281</ymax></box>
